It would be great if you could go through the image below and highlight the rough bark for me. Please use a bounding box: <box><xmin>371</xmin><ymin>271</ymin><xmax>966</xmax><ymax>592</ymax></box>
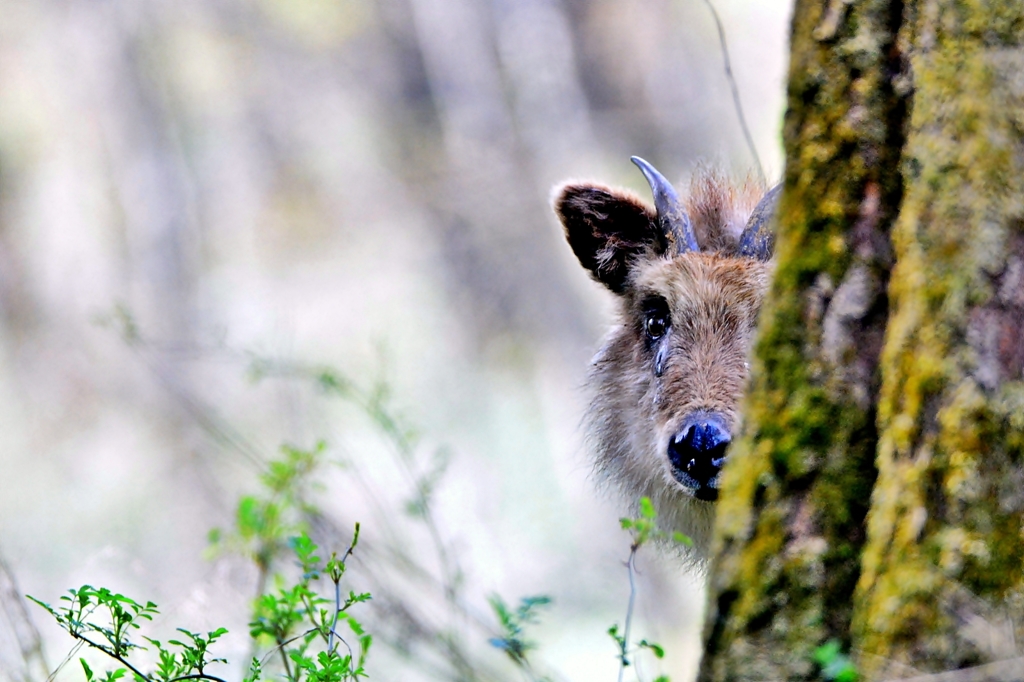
<box><xmin>701</xmin><ymin>0</ymin><xmax>1024</xmax><ymax>679</ymax></box>
<box><xmin>853</xmin><ymin>1</ymin><xmax>1024</xmax><ymax>676</ymax></box>
<box><xmin>699</xmin><ymin>0</ymin><xmax>906</xmax><ymax>676</ymax></box>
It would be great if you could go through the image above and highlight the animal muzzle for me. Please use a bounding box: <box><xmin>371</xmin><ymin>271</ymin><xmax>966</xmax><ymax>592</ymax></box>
<box><xmin>667</xmin><ymin>412</ymin><xmax>731</xmax><ymax>502</ymax></box>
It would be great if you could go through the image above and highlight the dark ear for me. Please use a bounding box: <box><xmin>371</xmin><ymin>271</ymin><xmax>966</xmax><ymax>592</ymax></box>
<box><xmin>553</xmin><ymin>183</ymin><xmax>666</xmax><ymax>293</ymax></box>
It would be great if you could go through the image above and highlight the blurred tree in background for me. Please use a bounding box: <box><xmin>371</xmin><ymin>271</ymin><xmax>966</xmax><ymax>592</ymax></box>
<box><xmin>0</xmin><ymin>1</ymin><xmax>787</xmax><ymax>681</ymax></box>
<box><xmin>8</xmin><ymin>0</ymin><xmax>1024</xmax><ymax>679</ymax></box>
<box><xmin>702</xmin><ymin>0</ymin><xmax>1024</xmax><ymax>679</ymax></box>
<box><xmin>6</xmin><ymin>0</ymin><xmax>1024</xmax><ymax>679</ymax></box>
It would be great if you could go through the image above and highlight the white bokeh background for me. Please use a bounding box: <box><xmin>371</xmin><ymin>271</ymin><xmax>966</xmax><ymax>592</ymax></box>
<box><xmin>0</xmin><ymin>1</ymin><xmax>791</xmax><ymax>679</ymax></box>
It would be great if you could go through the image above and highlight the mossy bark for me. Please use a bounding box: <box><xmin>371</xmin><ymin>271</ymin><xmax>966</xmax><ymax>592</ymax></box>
<box><xmin>700</xmin><ymin>0</ymin><xmax>1024</xmax><ymax>679</ymax></box>
<box><xmin>853</xmin><ymin>1</ymin><xmax>1024</xmax><ymax>677</ymax></box>
<box><xmin>699</xmin><ymin>0</ymin><xmax>906</xmax><ymax>676</ymax></box>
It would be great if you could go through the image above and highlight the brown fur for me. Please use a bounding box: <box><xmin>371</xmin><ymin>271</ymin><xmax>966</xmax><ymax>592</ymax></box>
<box><xmin>554</xmin><ymin>170</ymin><xmax>772</xmax><ymax>559</ymax></box>
<box><xmin>686</xmin><ymin>168</ymin><xmax>766</xmax><ymax>253</ymax></box>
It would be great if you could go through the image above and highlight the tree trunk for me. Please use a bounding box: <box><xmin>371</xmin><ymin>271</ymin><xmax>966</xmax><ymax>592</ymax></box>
<box><xmin>700</xmin><ymin>0</ymin><xmax>1024</xmax><ymax>679</ymax></box>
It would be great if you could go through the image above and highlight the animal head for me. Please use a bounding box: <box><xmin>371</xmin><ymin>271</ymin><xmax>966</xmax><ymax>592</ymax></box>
<box><xmin>553</xmin><ymin>157</ymin><xmax>778</xmax><ymax>551</ymax></box>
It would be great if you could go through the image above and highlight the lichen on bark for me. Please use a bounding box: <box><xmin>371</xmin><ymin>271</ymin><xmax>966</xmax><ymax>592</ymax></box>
<box><xmin>852</xmin><ymin>1</ymin><xmax>1024</xmax><ymax>676</ymax></box>
<box><xmin>702</xmin><ymin>0</ymin><xmax>1024</xmax><ymax>678</ymax></box>
<box><xmin>699</xmin><ymin>0</ymin><xmax>907</xmax><ymax>677</ymax></box>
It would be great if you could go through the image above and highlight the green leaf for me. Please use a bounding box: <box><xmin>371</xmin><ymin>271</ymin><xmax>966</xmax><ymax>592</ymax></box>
<box><xmin>638</xmin><ymin>639</ymin><xmax>665</xmax><ymax>658</ymax></box>
<box><xmin>25</xmin><ymin>596</ymin><xmax>57</xmax><ymax>619</ymax></box>
<box><xmin>671</xmin><ymin>532</ymin><xmax>693</xmax><ymax>547</ymax></box>
<box><xmin>814</xmin><ymin>639</ymin><xmax>859</xmax><ymax>682</ymax></box>
<box><xmin>813</xmin><ymin>639</ymin><xmax>842</xmax><ymax>665</ymax></box>
<box><xmin>639</xmin><ymin>496</ymin><xmax>656</xmax><ymax>519</ymax></box>
<box><xmin>243</xmin><ymin>657</ymin><xmax>263</xmax><ymax>682</ymax></box>
<box><xmin>236</xmin><ymin>496</ymin><xmax>264</xmax><ymax>537</ymax></box>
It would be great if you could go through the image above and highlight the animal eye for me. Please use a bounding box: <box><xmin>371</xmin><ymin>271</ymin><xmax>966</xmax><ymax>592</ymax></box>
<box><xmin>642</xmin><ymin>298</ymin><xmax>670</xmax><ymax>341</ymax></box>
<box><xmin>645</xmin><ymin>314</ymin><xmax>667</xmax><ymax>339</ymax></box>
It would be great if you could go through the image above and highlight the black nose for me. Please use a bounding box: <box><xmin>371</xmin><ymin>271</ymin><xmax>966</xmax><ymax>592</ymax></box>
<box><xmin>667</xmin><ymin>414</ymin><xmax>731</xmax><ymax>501</ymax></box>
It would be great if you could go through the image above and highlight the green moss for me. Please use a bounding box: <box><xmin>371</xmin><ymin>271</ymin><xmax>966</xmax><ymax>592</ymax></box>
<box><xmin>851</xmin><ymin>0</ymin><xmax>1024</xmax><ymax>675</ymax></box>
<box><xmin>704</xmin><ymin>1</ymin><xmax>1024</xmax><ymax>675</ymax></box>
<box><xmin>699</xmin><ymin>0</ymin><xmax>905</xmax><ymax>677</ymax></box>
<box><xmin>704</xmin><ymin>0</ymin><xmax>1024</xmax><ymax>676</ymax></box>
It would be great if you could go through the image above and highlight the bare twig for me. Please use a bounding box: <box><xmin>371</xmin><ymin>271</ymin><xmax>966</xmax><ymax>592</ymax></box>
<box><xmin>0</xmin><ymin>553</ymin><xmax>49</xmax><ymax>681</ymax></box>
<box><xmin>45</xmin><ymin>640</ymin><xmax>83</xmax><ymax>682</ymax></box>
<box><xmin>617</xmin><ymin>545</ymin><xmax>640</xmax><ymax>682</ymax></box>
<box><xmin>256</xmin><ymin>630</ymin><xmax>313</xmax><ymax>667</ymax></box>
<box><xmin>699</xmin><ymin>0</ymin><xmax>765</xmax><ymax>182</ymax></box>
<box><xmin>69</xmin><ymin>631</ymin><xmax>229</xmax><ymax>682</ymax></box>
<box><xmin>277</xmin><ymin>639</ymin><xmax>294</xmax><ymax>681</ymax></box>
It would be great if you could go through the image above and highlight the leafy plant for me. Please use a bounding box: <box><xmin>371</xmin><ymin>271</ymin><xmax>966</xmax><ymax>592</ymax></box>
<box><xmin>610</xmin><ymin>496</ymin><xmax>691</xmax><ymax>682</ymax></box>
<box><xmin>249</xmin><ymin>360</ymin><xmax>478</xmax><ymax>674</ymax></box>
<box><xmin>30</xmin><ymin>529</ymin><xmax>370</xmax><ymax>682</ymax></box>
<box><xmin>208</xmin><ymin>441</ymin><xmax>328</xmax><ymax>595</ymax></box>
<box><xmin>29</xmin><ymin>586</ymin><xmax>227</xmax><ymax>682</ymax></box>
<box><xmin>619</xmin><ymin>497</ymin><xmax>691</xmax><ymax>549</ymax></box>
<box><xmin>249</xmin><ymin>528</ymin><xmax>371</xmax><ymax>682</ymax></box>
<box><xmin>488</xmin><ymin>593</ymin><xmax>552</xmax><ymax>679</ymax></box>
<box><xmin>30</xmin><ymin>337</ymin><xmax>696</xmax><ymax>682</ymax></box>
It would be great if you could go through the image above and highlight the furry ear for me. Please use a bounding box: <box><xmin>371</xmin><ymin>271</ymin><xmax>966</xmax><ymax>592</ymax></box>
<box><xmin>553</xmin><ymin>183</ymin><xmax>665</xmax><ymax>293</ymax></box>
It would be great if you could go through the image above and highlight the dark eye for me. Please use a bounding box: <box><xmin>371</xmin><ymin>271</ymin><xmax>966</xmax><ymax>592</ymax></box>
<box><xmin>645</xmin><ymin>313</ymin><xmax>667</xmax><ymax>339</ymax></box>
<box><xmin>642</xmin><ymin>298</ymin><xmax>670</xmax><ymax>341</ymax></box>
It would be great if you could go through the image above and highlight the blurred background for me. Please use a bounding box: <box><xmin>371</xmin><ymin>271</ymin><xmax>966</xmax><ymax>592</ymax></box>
<box><xmin>0</xmin><ymin>0</ymin><xmax>790</xmax><ymax>679</ymax></box>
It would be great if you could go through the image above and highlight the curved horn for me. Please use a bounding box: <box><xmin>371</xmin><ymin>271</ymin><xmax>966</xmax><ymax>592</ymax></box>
<box><xmin>630</xmin><ymin>156</ymin><xmax>699</xmax><ymax>254</ymax></box>
<box><xmin>737</xmin><ymin>184</ymin><xmax>781</xmax><ymax>261</ymax></box>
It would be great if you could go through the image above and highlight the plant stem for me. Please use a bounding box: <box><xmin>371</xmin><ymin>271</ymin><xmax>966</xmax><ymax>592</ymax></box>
<box><xmin>246</xmin><ymin>559</ymin><xmax>270</xmax><ymax>670</ymax></box>
<box><xmin>698</xmin><ymin>0</ymin><xmax>764</xmax><ymax>182</ymax></box>
<box><xmin>618</xmin><ymin>544</ymin><xmax>639</xmax><ymax>682</ymax></box>
<box><xmin>328</xmin><ymin>577</ymin><xmax>341</xmax><ymax>654</ymax></box>
<box><xmin>278</xmin><ymin>638</ymin><xmax>295</xmax><ymax>681</ymax></box>
<box><xmin>67</xmin><ymin>632</ymin><xmax>230</xmax><ymax>682</ymax></box>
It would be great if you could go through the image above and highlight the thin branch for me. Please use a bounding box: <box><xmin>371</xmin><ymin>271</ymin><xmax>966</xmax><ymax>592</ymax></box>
<box><xmin>257</xmin><ymin>628</ymin><xmax>319</xmax><ymax>667</ymax></box>
<box><xmin>63</xmin><ymin>631</ymin><xmax>228</xmax><ymax>682</ymax></box>
<box><xmin>245</xmin><ymin>559</ymin><xmax>271</xmax><ymax>671</ymax></box>
<box><xmin>0</xmin><ymin>554</ymin><xmax>49</xmax><ymax>680</ymax></box>
<box><xmin>699</xmin><ymin>0</ymin><xmax>765</xmax><ymax>182</ymax></box>
<box><xmin>277</xmin><ymin>640</ymin><xmax>294</xmax><ymax>681</ymax></box>
<box><xmin>617</xmin><ymin>545</ymin><xmax>640</xmax><ymax>682</ymax></box>
<box><xmin>327</xmin><ymin>577</ymin><xmax>342</xmax><ymax>654</ymax></box>
<box><xmin>46</xmin><ymin>640</ymin><xmax>83</xmax><ymax>682</ymax></box>
<box><xmin>326</xmin><ymin>628</ymin><xmax>355</xmax><ymax>663</ymax></box>
<box><xmin>69</xmin><ymin>634</ymin><xmax>150</xmax><ymax>681</ymax></box>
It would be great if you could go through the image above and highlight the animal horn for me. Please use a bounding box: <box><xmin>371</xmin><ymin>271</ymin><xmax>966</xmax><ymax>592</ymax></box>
<box><xmin>737</xmin><ymin>184</ymin><xmax>781</xmax><ymax>261</ymax></box>
<box><xmin>631</xmin><ymin>156</ymin><xmax>699</xmax><ymax>254</ymax></box>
